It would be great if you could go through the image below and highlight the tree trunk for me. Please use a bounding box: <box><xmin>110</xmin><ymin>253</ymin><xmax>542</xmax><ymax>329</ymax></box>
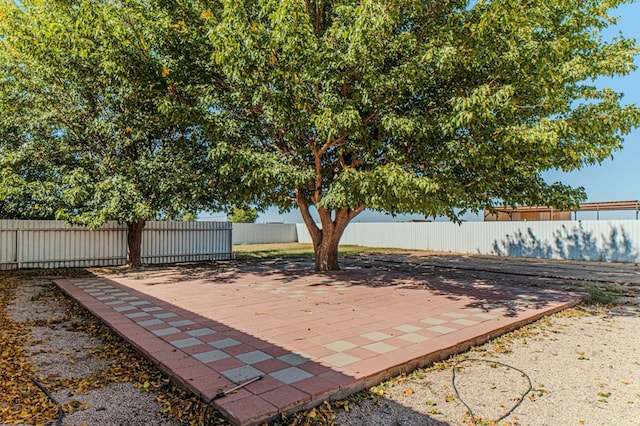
<box><xmin>296</xmin><ymin>190</ymin><xmax>364</xmax><ymax>272</ymax></box>
<box><xmin>126</xmin><ymin>220</ymin><xmax>146</xmax><ymax>267</ymax></box>
<box><xmin>314</xmin><ymin>231</ymin><xmax>340</xmax><ymax>271</ymax></box>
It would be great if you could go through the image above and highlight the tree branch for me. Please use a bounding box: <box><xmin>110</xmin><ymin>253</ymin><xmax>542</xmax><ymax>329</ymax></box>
<box><xmin>348</xmin><ymin>204</ymin><xmax>365</xmax><ymax>221</ymax></box>
<box><xmin>296</xmin><ymin>189</ymin><xmax>321</xmax><ymax>244</ymax></box>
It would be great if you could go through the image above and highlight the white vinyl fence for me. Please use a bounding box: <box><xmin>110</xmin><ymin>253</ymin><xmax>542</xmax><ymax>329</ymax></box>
<box><xmin>296</xmin><ymin>220</ymin><xmax>640</xmax><ymax>263</ymax></box>
<box><xmin>0</xmin><ymin>220</ymin><xmax>232</xmax><ymax>270</ymax></box>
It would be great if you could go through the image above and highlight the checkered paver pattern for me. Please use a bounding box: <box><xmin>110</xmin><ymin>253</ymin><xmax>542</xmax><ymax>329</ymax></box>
<box><xmin>66</xmin><ymin>279</ymin><xmax>326</xmax><ymax>377</ymax></box>
<box><xmin>55</xmin><ymin>265</ymin><xmax>582</xmax><ymax>426</ymax></box>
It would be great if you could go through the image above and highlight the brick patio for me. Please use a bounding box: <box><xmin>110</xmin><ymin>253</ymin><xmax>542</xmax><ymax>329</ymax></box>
<box><xmin>54</xmin><ymin>260</ymin><xmax>582</xmax><ymax>425</ymax></box>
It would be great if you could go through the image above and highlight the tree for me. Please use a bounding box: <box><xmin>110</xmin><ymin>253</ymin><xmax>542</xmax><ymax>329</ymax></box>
<box><xmin>227</xmin><ymin>206</ymin><xmax>259</xmax><ymax>223</ymax></box>
<box><xmin>0</xmin><ymin>0</ymin><xmax>225</xmax><ymax>265</ymax></box>
<box><xmin>206</xmin><ymin>0</ymin><xmax>640</xmax><ymax>271</ymax></box>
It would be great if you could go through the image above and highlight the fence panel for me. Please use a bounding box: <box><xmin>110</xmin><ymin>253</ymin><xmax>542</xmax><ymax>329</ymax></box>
<box><xmin>0</xmin><ymin>220</ymin><xmax>127</xmax><ymax>269</ymax></box>
<box><xmin>0</xmin><ymin>220</ymin><xmax>232</xmax><ymax>269</ymax></box>
<box><xmin>4</xmin><ymin>220</ymin><xmax>638</xmax><ymax>269</ymax></box>
<box><xmin>142</xmin><ymin>221</ymin><xmax>232</xmax><ymax>264</ymax></box>
<box><xmin>232</xmin><ymin>223</ymin><xmax>297</xmax><ymax>245</ymax></box>
<box><xmin>296</xmin><ymin>220</ymin><xmax>640</xmax><ymax>262</ymax></box>
<box><xmin>0</xmin><ymin>220</ymin><xmax>19</xmax><ymax>270</ymax></box>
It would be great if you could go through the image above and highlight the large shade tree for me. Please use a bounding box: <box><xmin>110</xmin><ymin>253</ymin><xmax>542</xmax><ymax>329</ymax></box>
<box><xmin>205</xmin><ymin>0</ymin><xmax>640</xmax><ymax>271</ymax></box>
<box><xmin>0</xmin><ymin>0</ymin><xmax>225</xmax><ymax>265</ymax></box>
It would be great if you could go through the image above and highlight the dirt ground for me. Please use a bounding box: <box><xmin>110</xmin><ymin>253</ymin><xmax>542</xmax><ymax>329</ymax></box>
<box><xmin>334</xmin><ymin>253</ymin><xmax>640</xmax><ymax>425</ymax></box>
<box><xmin>1</xmin><ymin>253</ymin><xmax>639</xmax><ymax>425</ymax></box>
<box><xmin>1</xmin><ymin>274</ymin><xmax>184</xmax><ymax>426</ymax></box>
<box><xmin>334</xmin><ymin>304</ymin><xmax>640</xmax><ymax>426</ymax></box>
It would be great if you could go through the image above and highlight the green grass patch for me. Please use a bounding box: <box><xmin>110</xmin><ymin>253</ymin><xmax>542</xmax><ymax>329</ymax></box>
<box><xmin>233</xmin><ymin>243</ymin><xmax>409</xmax><ymax>259</ymax></box>
<box><xmin>584</xmin><ymin>284</ymin><xmax>623</xmax><ymax>305</ymax></box>
<box><xmin>233</xmin><ymin>243</ymin><xmax>316</xmax><ymax>258</ymax></box>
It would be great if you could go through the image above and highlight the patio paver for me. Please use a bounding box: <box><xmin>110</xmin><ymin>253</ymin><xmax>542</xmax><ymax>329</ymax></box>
<box><xmin>54</xmin><ymin>261</ymin><xmax>582</xmax><ymax>425</ymax></box>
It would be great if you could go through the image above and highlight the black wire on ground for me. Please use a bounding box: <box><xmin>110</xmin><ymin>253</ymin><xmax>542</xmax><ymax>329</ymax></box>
<box><xmin>31</xmin><ymin>378</ymin><xmax>64</xmax><ymax>426</ymax></box>
<box><xmin>452</xmin><ymin>358</ymin><xmax>532</xmax><ymax>425</ymax></box>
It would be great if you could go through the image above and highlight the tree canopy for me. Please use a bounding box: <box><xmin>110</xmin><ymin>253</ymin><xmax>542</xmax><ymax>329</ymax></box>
<box><xmin>227</xmin><ymin>206</ymin><xmax>259</xmax><ymax>223</ymax></box>
<box><xmin>0</xmin><ymin>0</ymin><xmax>225</xmax><ymax>265</ymax></box>
<box><xmin>1</xmin><ymin>0</ymin><xmax>639</xmax><ymax>271</ymax></box>
<box><xmin>205</xmin><ymin>0</ymin><xmax>640</xmax><ymax>270</ymax></box>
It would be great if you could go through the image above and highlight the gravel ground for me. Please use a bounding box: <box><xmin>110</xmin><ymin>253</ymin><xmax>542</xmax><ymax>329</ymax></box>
<box><xmin>52</xmin><ymin>382</ymin><xmax>178</xmax><ymax>426</ymax></box>
<box><xmin>335</xmin><ymin>305</ymin><xmax>640</xmax><ymax>426</ymax></box>
<box><xmin>3</xmin><ymin>258</ymin><xmax>640</xmax><ymax>426</ymax></box>
<box><xmin>3</xmin><ymin>277</ymin><xmax>181</xmax><ymax>426</ymax></box>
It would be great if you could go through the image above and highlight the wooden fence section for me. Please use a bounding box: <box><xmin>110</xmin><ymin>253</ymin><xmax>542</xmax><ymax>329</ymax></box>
<box><xmin>0</xmin><ymin>220</ymin><xmax>232</xmax><ymax>270</ymax></box>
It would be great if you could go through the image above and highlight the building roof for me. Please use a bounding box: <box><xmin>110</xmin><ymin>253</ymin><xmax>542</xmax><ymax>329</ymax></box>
<box><xmin>491</xmin><ymin>200</ymin><xmax>640</xmax><ymax>213</ymax></box>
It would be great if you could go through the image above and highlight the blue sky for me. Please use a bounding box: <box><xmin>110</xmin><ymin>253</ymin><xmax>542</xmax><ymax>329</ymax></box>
<box><xmin>202</xmin><ymin>2</ymin><xmax>640</xmax><ymax>223</ymax></box>
<box><xmin>543</xmin><ymin>1</ymin><xmax>640</xmax><ymax>202</ymax></box>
